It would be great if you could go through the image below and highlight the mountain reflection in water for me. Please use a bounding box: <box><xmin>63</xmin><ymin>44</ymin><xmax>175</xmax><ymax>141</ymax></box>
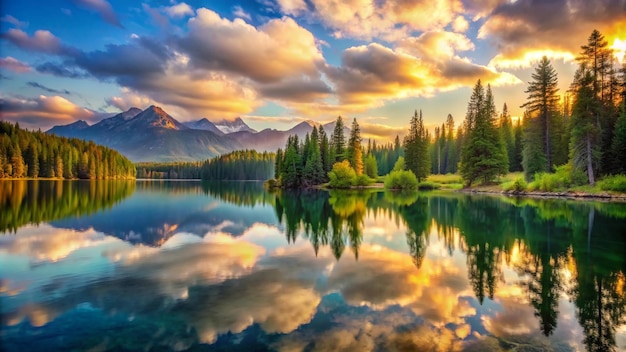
<box><xmin>1</xmin><ymin>180</ymin><xmax>626</xmax><ymax>351</ymax></box>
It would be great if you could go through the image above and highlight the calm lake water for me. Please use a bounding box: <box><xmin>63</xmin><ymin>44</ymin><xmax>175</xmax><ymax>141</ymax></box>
<box><xmin>2</xmin><ymin>180</ymin><xmax>626</xmax><ymax>351</ymax></box>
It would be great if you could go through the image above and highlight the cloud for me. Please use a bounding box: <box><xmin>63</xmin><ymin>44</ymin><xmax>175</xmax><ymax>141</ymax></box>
<box><xmin>35</xmin><ymin>62</ymin><xmax>88</xmax><ymax>78</ymax></box>
<box><xmin>70</xmin><ymin>0</ymin><xmax>123</xmax><ymax>27</ymax></box>
<box><xmin>452</xmin><ymin>15</ymin><xmax>469</xmax><ymax>33</ymax></box>
<box><xmin>276</xmin><ymin>0</ymin><xmax>464</xmax><ymax>41</ymax></box>
<box><xmin>0</xmin><ymin>94</ymin><xmax>97</xmax><ymax>129</ymax></box>
<box><xmin>164</xmin><ymin>2</ymin><xmax>194</xmax><ymax>18</ymax></box>
<box><xmin>72</xmin><ymin>38</ymin><xmax>169</xmax><ymax>80</ymax></box>
<box><xmin>0</xmin><ymin>56</ymin><xmax>32</xmax><ymax>73</ymax></box>
<box><xmin>1</xmin><ymin>15</ymin><xmax>28</xmax><ymax>28</ymax></box>
<box><xmin>359</xmin><ymin>122</ymin><xmax>407</xmax><ymax>140</ymax></box>
<box><xmin>325</xmin><ymin>39</ymin><xmax>520</xmax><ymax>110</ymax></box>
<box><xmin>478</xmin><ymin>0</ymin><xmax>626</xmax><ymax>68</ymax></box>
<box><xmin>1</xmin><ymin>29</ymin><xmax>76</xmax><ymax>56</ymax></box>
<box><xmin>275</xmin><ymin>0</ymin><xmax>308</xmax><ymax>15</ymax></box>
<box><xmin>26</xmin><ymin>82</ymin><xmax>71</xmax><ymax>95</ymax></box>
<box><xmin>180</xmin><ymin>9</ymin><xmax>325</xmax><ymax>83</ymax></box>
<box><xmin>105</xmin><ymin>65</ymin><xmax>261</xmax><ymax>120</ymax></box>
<box><xmin>257</xmin><ymin>75</ymin><xmax>332</xmax><ymax>102</ymax></box>
<box><xmin>232</xmin><ymin>6</ymin><xmax>251</xmax><ymax>20</ymax></box>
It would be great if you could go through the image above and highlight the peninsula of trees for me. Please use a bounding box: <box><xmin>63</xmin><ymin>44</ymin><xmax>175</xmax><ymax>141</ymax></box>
<box><xmin>0</xmin><ymin>121</ymin><xmax>136</xmax><ymax>179</ymax></box>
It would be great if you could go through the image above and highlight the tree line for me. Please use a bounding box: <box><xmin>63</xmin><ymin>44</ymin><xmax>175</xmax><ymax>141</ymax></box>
<box><xmin>426</xmin><ymin>29</ymin><xmax>626</xmax><ymax>186</ymax></box>
<box><xmin>0</xmin><ymin>121</ymin><xmax>135</xmax><ymax>179</ymax></box>
<box><xmin>136</xmin><ymin>150</ymin><xmax>274</xmax><ymax>180</ymax></box>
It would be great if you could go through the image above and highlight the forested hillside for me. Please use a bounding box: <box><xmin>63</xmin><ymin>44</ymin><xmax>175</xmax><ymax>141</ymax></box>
<box><xmin>0</xmin><ymin>121</ymin><xmax>135</xmax><ymax>179</ymax></box>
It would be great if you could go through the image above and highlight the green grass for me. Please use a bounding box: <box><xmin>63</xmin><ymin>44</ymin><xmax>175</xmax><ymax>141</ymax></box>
<box><xmin>426</xmin><ymin>173</ymin><xmax>463</xmax><ymax>184</ymax></box>
<box><xmin>598</xmin><ymin>174</ymin><xmax>626</xmax><ymax>193</ymax></box>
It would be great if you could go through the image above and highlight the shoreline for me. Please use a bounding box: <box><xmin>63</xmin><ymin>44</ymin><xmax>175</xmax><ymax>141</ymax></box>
<box><xmin>455</xmin><ymin>187</ymin><xmax>626</xmax><ymax>202</ymax></box>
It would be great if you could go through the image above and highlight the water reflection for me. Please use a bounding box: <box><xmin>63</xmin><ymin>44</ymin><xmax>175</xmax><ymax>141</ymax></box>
<box><xmin>1</xmin><ymin>181</ymin><xmax>626</xmax><ymax>351</ymax></box>
<box><xmin>0</xmin><ymin>180</ymin><xmax>135</xmax><ymax>233</ymax></box>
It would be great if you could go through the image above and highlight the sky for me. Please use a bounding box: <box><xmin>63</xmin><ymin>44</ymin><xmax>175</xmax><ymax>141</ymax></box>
<box><xmin>1</xmin><ymin>0</ymin><xmax>625</xmax><ymax>140</ymax></box>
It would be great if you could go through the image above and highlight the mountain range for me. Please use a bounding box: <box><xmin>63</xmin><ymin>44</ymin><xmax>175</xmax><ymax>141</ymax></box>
<box><xmin>48</xmin><ymin>105</ymin><xmax>339</xmax><ymax>162</ymax></box>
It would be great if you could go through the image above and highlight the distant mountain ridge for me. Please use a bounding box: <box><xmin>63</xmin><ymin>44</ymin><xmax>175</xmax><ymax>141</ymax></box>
<box><xmin>48</xmin><ymin>106</ymin><xmax>340</xmax><ymax>162</ymax></box>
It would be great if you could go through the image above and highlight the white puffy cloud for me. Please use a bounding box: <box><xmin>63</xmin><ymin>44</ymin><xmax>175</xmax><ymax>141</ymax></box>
<box><xmin>164</xmin><ymin>2</ymin><xmax>194</xmax><ymax>18</ymax></box>
<box><xmin>181</xmin><ymin>9</ymin><xmax>325</xmax><ymax>83</ymax></box>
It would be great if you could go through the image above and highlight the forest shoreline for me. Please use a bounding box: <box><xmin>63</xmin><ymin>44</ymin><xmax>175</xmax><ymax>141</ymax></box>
<box><xmin>455</xmin><ymin>187</ymin><xmax>626</xmax><ymax>202</ymax></box>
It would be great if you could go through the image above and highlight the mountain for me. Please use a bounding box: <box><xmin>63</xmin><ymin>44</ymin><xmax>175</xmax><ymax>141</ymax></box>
<box><xmin>227</xmin><ymin>121</ymin><xmax>326</xmax><ymax>152</ymax></box>
<box><xmin>184</xmin><ymin>118</ymin><xmax>224</xmax><ymax>135</ymax></box>
<box><xmin>48</xmin><ymin>106</ymin><xmax>241</xmax><ymax>162</ymax></box>
<box><xmin>47</xmin><ymin>119</ymin><xmax>90</xmax><ymax>138</ymax></box>
<box><xmin>213</xmin><ymin>117</ymin><xmax>257</xmax><ymax>134</ymax></box>
<box><xmin>90</xmin><ymin>107</ymin><xmax>142</xmax><ymax>132</ymax></box>
<box><xmin>47</xmin><ymin>106</ymin><xmax>350</xmax><ymax>162</ymax></box>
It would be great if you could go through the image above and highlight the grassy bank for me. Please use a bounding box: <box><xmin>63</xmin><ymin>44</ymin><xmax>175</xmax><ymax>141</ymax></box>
<box><xmin>374</xmin><ymin>171</ymin><xmax>626</xmax><ymax>200</ymax></box>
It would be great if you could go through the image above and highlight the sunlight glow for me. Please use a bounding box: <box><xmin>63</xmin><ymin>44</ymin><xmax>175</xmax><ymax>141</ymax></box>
<box><xmin>489</xmin><ymin>50</ymin><xmax>575</xmax><ymax>69</ymax></box>
<box><xmin>611</xmin><ymin>38</ymin><xmax>626</xmax><ymax>63</ymax></box>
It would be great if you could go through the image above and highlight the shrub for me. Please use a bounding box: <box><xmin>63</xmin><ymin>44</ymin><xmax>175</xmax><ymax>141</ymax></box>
<box><xmin>384</xmin><ymin>170</ymin><xmax>418</xmax><ymax>190</ymax></box>
<box><xmin>599</xmin><ymin>174</ymin><xmax>626</xmax><ymax>193</ymax></box>
<box><xmin>418</xmin><ymin>181</ymin><xmax>440</xmax><ymax>190</ymax></box>
<box><xmin>328</xmin><ymin>160</ymin><xmax>357</xmax><ymax>188</ymax></box>
<box><xmin>355</xmin><ymin>174</ymin><xmax>373</xmax><ymax>187</ymax></box>
<box><xmin>503</xmin><ymin>178</ymin><xmax>527</xmax><ymax>192</ymax></box>
<box><xmin>528</xmin><ymin>164</ymin><xmax>580</xmax><ymax>192</ymax></box>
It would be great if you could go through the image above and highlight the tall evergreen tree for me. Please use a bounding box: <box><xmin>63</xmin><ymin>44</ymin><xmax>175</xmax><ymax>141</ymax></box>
<box><xmin>319</xmin><ymin>126</ymin><xmax>332</xmax><ymax>175</ymax></box>
<box><xmin>331</xmin><ymin>116</ymin><xmax>346</xmax><ymax>162</ymax></box>
<box><xmin>404</xmin><ymin>109</ymin><xmax>430</xmax><ymax>182</ymax></box>
<box><xmin>569</xmin><ymin>65</ymin><xmax>602</xmax><ymax>185</ymax></box>
<box><xmin>499</xmin><ymin>103</ymin><xmax>515</xmax><ymax>172</ymax></box>
<box><xmin>522</xmin><ymin>56</ymin><xmax>560</xmax><ymax>171</ymax></box>
<box><xmin>511</xmin><ymin>118</ymin><xmax>524</xmax><ymax>172</ymax></box>
<box><xmin>304</xmin><ymin>126</ymin><xmax>325</xmax><ymax>185</ymax></box>
<box><xmin>611</xmin><ymin>102</ymin><xmax>626</xmax><ymax>173</ymax></box>
<box><xmin>576</xmin><ymin>30</ymin><xmax>618</xmax><ymax>174</ymax></box>
<box><xmin>460</xmin><ymin>81</ymin><xmax>508</xmax><ymax>185</ymax></box>
<box><xmin>347</xmin><ymin>118</ymin><xmax>363</xmax><ymax>175</ymax></box>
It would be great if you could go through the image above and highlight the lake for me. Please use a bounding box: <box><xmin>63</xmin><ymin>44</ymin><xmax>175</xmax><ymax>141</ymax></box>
<box><xmin>1</xmin><ymin>180</ymin><xmax>626</xmax><ymax>351</ymax></box>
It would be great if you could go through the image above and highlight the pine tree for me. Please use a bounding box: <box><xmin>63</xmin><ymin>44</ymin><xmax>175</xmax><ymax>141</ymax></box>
<box><xmin>569</xmin><ymin>65</ymin><xmax>601</xmax><ymax>185</ymax></box>
<box><xmin>404</xmin><ymin>110</ymin><xmax>430</xmax><ymax>182</ymax></box>
<box><xmin>611</xmin><ymin>102</ymin><xmax>626</xmax><ymax>173</ymax></box>
<box><xmin>499</xmin><ymin>104</ymin><xmax>515</xmax><ymax>172</ymax></box>
<box><xmin>511</xmin><ymin>118</ymin><xmax>524</xmax><ymax>172</ymax></box>
<box><xmin>331</xmin><ymin>116</ymin><xmax>346</xmax><ymax>162</ymax></box>
<box><xmin>304</xmin><ymin>126</ymin><xmax>325</xmax><ymax>185</ymax></box>
<box><xmin>522</xmin><ymin>56</ymin><xmax>560</xmax><ymax>171</ymax></box>
<box><xmin>347</xmin><ymin>118</ymin><xmax>363</xmax><ymax>175</ymax></box>
<box><xmin>281</xmin><ymin>143</ymin><xmax>300</xmax><ymax>188</ymax></box>
<box><xmin>460</xmin><ymin>80</ymin><xmax>508</xmax><ymax>185</ymax></box>
<box><xmin>445</xmin><ymin>114</ymin><xmax>457</xmax><ymax>173</ymax></box>
<box><xmin>319</xmin><ymin>126</ymin><xmax>332</xmax><ymax>175</ymax></box>
<box><xmin>274</xmin><ymin>148</ymin><xmax>283</xmax><ymax>179</ymax></box>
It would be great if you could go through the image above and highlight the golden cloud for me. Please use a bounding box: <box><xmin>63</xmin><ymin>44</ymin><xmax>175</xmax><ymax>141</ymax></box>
<box><xmin>284</xmin><ymin>0</ymin><xmax>465</xmax><ymax>41</ymax></box>
<box><xmin>478</xmin><ymin>0</ymin><xmax>626</xmax><ymax>68</ymax></box>
<box><xmin>0</xmin><ymin>94</ymin><xmax>97</xmax><ymax>129</ymax></box>
<box><xmin>325</xmin><ymin>40</ymin><xmax>521</xmax><ymax>111</ymax></box>
<box><xmin>182</xmin><ymin>9</ymin><xmax>324</xmax><ymax>83</ymax></box>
